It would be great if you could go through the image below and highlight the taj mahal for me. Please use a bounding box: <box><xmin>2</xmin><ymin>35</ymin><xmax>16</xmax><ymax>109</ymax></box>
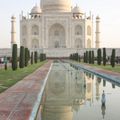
<box><xmin>17</xmin><ymin>0</ymin><xmax>100</xmax><ymax>50</ymax></box>
<box><xmin>1</xmin><ymin>0</ymin><xmax>103</xmax><ymax>58</ymax></box>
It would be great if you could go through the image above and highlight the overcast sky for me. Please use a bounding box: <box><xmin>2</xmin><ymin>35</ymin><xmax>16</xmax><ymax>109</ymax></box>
<box><xmin>0</xmin><ymin>0</ymin><xmax>120</xmax><ymax>48</ymax></box>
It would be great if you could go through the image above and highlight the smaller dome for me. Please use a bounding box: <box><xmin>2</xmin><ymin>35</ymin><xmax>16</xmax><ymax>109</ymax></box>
<box><xmin>31</xmin><ymin>4</ymin><xmax>41</xmax><ymax>14</ymax></box>
<box><xmin>96</xmin><ymin>16</ymin><xmax>100</xmax><ymax>19</ymax></box>
<box><xmin>11</xmin><ymin>15</ymin><xmax>16</xmax><ymax>19</ymax></box>
<box><xmin>72</xmin><ymin>5</ymin><xmax>83</xmax><ymax>14</ymax></box>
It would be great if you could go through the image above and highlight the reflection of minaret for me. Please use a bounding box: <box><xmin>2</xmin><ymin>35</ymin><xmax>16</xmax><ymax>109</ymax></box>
<box><xmin>11</xmin><ymin>15</ymin><xmax>16</xmax><ymax>48</ymax></box>
<box><xmin>112</xmin><ymin>84</ymin><xmax>115</xmax><ymax>88</ymax></box>
<box><xmin>103</xmin><ymin>80</ymin><xmax>106</xmax><ymax>87</ymax></box>
<box><xmin>95</xmin><ymin>16</ymin><xmax>100</xmax><ymax>48</ymax></box>
<box><xmin>96</xmin><ymin>78</ymin><xmax>101</xmax><ymax>100</ymax></box>
<box><xmin>85</xmin><ymin>74</ymin><xmax>93</xmax><ymax>103</ymax></box>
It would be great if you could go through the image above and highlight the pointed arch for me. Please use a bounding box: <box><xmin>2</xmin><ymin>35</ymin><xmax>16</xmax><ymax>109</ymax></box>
<box><xmin>75</xmin><ymin>25</ymin><xmax>83</xmax><ymax>35</ymax></box>
<box><xmin>32</xmin><ymin>39</ymin><xmax>39</xmax><ymax>49</ymax></box>
<box><xmin>31</xmin><ymin>25</ymin><xmax>39</xmax><ymax>35</ymax></box>
<box><xmin>75</xmin><ymin>38</ymin><xmax>83</xmax><ymax>48</ymax></box>
<box><xmin>49</xmin><ymin>23</ymin><xmax>66</xmax><ymax>48</ymax></box>
<box><xmin>87</xmin><ymin>26</ymin><xmax>91</xmax><ymax>35</ymax></box>
<box><xmin>22</xmin><ymin>26</ymin><xmax>27</xmax><ymax>36</ymax></box>
<box><xmin>87</xmin><ymin>39</ymin><xmax>91</xmax><ymax>48</ymax></box>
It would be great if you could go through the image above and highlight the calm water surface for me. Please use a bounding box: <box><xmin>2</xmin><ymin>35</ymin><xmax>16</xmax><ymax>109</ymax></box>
<box><xmin>36</xmin><ymin>62</ymin><xmax>120</xmax><ymax>120</ymax></box>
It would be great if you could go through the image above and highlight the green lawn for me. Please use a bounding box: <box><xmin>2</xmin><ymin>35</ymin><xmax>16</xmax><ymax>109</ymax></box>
<box><xmin>83</xmin><ymin>63</ymin><xmax>120</xmax><ymax>73</ymax></box>
<box><xmin>0</xmin><ymin>61</ymin><xmax>46</xmax><ymax>93</ymax></box>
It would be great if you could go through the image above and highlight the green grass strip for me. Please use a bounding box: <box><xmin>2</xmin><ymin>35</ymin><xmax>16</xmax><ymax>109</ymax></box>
<box><xmin>0</xmin><ymin>61</ymin><xmax>46</xmax><ymax>93</ymax></box>
<box><xmin>83</xmin><ymin>63</ymin><xmax>120</xmax><ymax>73</ymax></box>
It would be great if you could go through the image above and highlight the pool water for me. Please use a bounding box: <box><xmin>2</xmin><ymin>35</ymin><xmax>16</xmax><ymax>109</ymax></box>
<box><xmin>36</xmin><ymin>62</ymin><xmax>120</xmax><ymax>120</ymax></box>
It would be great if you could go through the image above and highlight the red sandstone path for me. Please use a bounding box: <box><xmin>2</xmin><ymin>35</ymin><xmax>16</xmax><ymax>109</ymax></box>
<box><xmin>0</xmin><ymin>61</ymin><xmax>52</xmax><ymax>120</ymax></box>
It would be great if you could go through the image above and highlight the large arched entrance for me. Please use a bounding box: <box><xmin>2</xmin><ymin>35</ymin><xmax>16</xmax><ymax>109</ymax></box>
<box><xmin>49</xmin><ymin>23</ymin><xmax>66</xmax><ymax>48</ymax></box>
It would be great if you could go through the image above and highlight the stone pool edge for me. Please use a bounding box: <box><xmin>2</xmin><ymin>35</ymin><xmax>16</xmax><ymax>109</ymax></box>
<box><xmin>67</xmin><ymin>61</ymin><xmax>120</xmax><ymax>85</ymax></box>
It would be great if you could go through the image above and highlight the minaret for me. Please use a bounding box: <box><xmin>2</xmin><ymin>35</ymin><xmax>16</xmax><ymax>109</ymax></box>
<box><xmin>11</xmin><ymin>15</ymin><xmax>16</xmax><ymax>48</ymax></box>
<box><xmin>95</xmin><ymin>16</ymin><xmax>100</xmax><ymax>48</ymax></box>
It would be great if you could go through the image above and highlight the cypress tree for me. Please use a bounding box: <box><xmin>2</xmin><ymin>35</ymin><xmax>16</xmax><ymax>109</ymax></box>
<box><xmin>12</xmin><ymin>44</ymin><xmax>18</xmax><ymax>71</ymax></box>
<box><xmin>19</xmin><ymin>46</ymin><xmax>25</xmax><ymax>68</ymax></box>
<box><xmin>40</xmin><ymin>53</ymin><xmax>43</xmax><ymax>61</ymax></box>
<box><xmin>31</xmin><ymin>52</ymin><xmax>33</xmax><ymax>64</ymax></box>
<box><xmin>89</xmin><ymin>51</ymin><xmax>92</xmax><ymax>64</ymax></box>
<box><xmin>83</xmin><ymin>53</ymin><xmax>86</xmax><ymax>63</ymax></box>
<box><xmin>92</xmin><ymin>51</ymin><xmax>94</xmax><ymax>64</ymax></box>
<box><xmin>4</xmin><ymin>56</ymin><xmax>8</xmax><ymax>70</ymax></box>
<box><xmin>86</xmin><ymin>51</ymin><xmax>89</xmax><ymax>63</ymax></box>
<box><xmin>25</xmin><ymin>48</ymin><xmax>28</xmax><ymax>67</ymax></box>
<box><xmin>103</xmin><ymin>48</ymin><xmax>106</xmax><ymax>66</ymax></box>
<box><xmin>28</xmin><ymin>50</ymin><xmax>30</xmax><ymax>61</ymax></box>
<box><xmin>111</xmin><ymin>49</ymin><xmax>116</xmax><ymax>67</ymax></box>
<box><xmin>78</xmin><ymin>55</ymin><xmax>81</xmax><ymax>62</ymax></box>
<box><xmin>40</xmin><ymin>53</ymin><xmax>46</xmax><ymax>61</ymax></box>
<box><xmin>97</xmin><ymin>49</ymin><xmax>102</xmax><ymax>65</ymax></box>
<box><xmin>34</xmin><ymin>51</ymin><xmax>38</xmax><ymax>63</ymax></box>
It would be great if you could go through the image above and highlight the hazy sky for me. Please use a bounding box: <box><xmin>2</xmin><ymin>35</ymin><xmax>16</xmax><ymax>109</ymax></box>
<box><xmin>0</xmin><ymin>0</ymin><xmax>120</xmax><ymax>48</ymax></box>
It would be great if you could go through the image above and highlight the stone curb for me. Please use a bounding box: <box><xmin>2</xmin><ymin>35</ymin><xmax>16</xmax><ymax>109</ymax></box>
<box><xmin>68</xmin><ymin>61</ymin><xmax>120</xmax><ymax>85</ymax></box>
<box><xmin>29</xmin><ymin>63</ymin><xmax>53</xmax><ymax>120</ymax></box>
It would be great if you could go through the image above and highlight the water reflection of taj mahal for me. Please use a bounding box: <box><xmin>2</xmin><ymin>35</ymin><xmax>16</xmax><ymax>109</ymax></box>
<box><xmin>40</xmin><ymin>63</ymin><xmax>101</xmax><ymax>120</ymax></box>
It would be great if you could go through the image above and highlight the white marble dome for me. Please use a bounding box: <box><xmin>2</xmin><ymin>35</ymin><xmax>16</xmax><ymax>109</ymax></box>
<box><xmin>31</xmin><ymin>4</ymin><xmax>41</xmax><ymax>14</ymax></box>
<box><xmin>72</xmin><ymin>6</ymin><xmax>83</xmax><ymax>14</ymax></box>
<box><xmin>40</xmin><ymin>0</ymin><xmax>72</xmax><ymax>12</ymax></box>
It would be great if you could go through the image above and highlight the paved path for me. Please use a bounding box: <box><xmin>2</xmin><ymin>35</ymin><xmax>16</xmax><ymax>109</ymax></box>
<box><xmin>0</xmin><ymin>61</ymin><xmax>52</xmax><ymax>120</ymax></box>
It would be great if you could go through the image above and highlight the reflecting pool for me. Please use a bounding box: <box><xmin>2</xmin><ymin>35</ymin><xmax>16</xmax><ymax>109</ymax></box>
<box><xmin>36</xmin><ymin>62</ymin><xmax>120</xmax><ymax>120</ymax></box>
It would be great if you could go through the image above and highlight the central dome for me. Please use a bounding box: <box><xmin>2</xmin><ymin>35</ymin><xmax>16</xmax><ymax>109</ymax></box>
<box><xmin>41</xmin><ymin>0</ymin><xmax>72</xmax><ymax>12</ymax></box>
